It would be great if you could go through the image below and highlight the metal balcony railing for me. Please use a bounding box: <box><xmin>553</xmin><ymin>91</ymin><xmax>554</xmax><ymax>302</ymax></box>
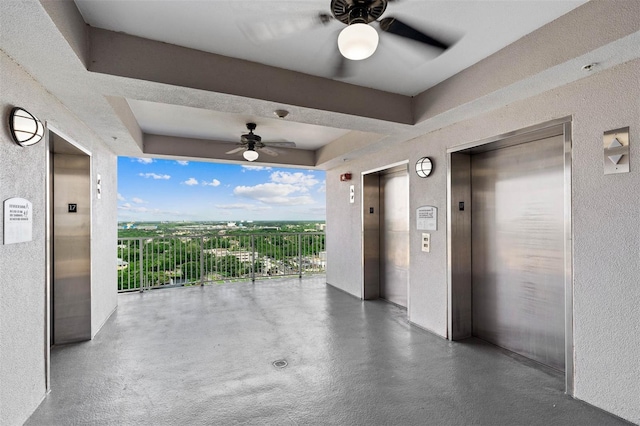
<box><xmin>117</xmin><ymin>232</ymin><xmax>326</xmax><ymax>292</ymax></box>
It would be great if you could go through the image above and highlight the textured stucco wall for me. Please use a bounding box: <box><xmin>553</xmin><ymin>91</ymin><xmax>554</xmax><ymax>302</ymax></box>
<box><xmin>0</xmin><ymin>52</ymin><xmax>118</xmax><ymax>426</ymax></box>
<box><xmin>326</xmin><ymin>59</ymin><xmax>640</xmax><ymax>423</ymax></box>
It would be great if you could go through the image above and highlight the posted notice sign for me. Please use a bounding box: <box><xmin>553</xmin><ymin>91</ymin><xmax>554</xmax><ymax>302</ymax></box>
<box><xmin>417</xmin><ymin>205</ymin><xmax>437</xmax><ymax>231</ymax></box>
<box><xmin>4</xmin><ymin>197</ymin><xmax>33</xmax><ymax>244</ymax></box>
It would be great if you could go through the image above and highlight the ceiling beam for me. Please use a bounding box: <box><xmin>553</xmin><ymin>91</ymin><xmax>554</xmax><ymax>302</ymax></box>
<box><xmin>412</xmin><ymin>0</ymin><xmax>640</xmax><ymax>125</ymax></box>
<box><xmin>88</xmin><ymin>28</ymin><xmax>414</xmax><ymax>126</ymax></box>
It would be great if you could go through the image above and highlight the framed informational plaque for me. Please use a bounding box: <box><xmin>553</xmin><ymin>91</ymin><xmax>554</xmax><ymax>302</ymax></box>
<box><xmin>4</xmin><ymin>197</ymin><xmax>33</xmax><ymax>244</ymax></box>
<box><xmin>417</xmin><ymin>205</ymin><xmax>437</xmax><ymax>231</ymax></box>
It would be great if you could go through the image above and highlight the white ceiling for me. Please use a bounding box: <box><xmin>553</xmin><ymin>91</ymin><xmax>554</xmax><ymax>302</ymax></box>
<box><xmin>75</xmin><ymin>0</ymin><xmax>588</xmax><ymax>96</ymax></box>
<box><xmin>7</xmin><ymin>0</ymin><xmax>628</xmax><ymax>170</ymax></box>
<box><xmin>128</xmin><ymin>99</ymin><xmax>351</xmax><ymax>150</ymax></box>
<box><xmin>70</xmin><ymin>0</ymin><xmax>588</xmax><ymax>156</ymax></box>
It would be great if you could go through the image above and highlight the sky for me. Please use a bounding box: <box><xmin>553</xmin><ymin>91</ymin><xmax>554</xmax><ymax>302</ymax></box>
<box><xmin>117</xmin><ymin>157</ymin><xmax>326</xmax><ymax>222</ymax></box>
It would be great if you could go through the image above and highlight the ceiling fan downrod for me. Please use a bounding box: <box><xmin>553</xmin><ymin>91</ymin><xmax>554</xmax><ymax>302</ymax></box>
<box><xmin>347</xmin><ymin>6</ymin><xmax>369</xmax><ymax>25</ymax></box>
<box><xmin>330</xmin><ymin>0</ymin><xmax>387</xmax><ymax>25</ymax></box>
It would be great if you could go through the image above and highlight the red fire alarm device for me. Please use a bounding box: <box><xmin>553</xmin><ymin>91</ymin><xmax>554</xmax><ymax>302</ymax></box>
<box><xmin>340</xmin><ymin>173</ymin><xmax>352</xmax><ymax>181</ymax></box>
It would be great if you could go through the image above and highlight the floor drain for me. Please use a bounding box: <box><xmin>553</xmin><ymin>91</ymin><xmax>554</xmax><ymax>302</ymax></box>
<box><xmin>272</xmin><ymin>359</ymin><xmax>288</xmax><ymax>368</ymax></box>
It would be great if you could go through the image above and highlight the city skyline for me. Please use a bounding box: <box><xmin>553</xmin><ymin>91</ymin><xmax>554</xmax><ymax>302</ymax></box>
<box><xmin>117</xmin><ymin>157</ymin><xmax>326</xmax><ymax>222</ymax></box>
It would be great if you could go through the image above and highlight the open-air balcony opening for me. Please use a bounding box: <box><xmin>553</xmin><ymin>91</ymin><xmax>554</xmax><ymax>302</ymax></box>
<box><xmin>117</xmin><ymin>232</ymin><xmax>326</xmax><ymax>291</ymax></box>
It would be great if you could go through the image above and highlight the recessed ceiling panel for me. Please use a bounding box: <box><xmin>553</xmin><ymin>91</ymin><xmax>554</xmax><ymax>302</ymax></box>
<box><xmin>127</xmin><ymin>99</ymin><xmax>351</xmax><ymax>150</ymax></box>
<box><xmin>75</xmin><ymin>0</ymin><xmax>588</xmax><ymax>96</ymax></box>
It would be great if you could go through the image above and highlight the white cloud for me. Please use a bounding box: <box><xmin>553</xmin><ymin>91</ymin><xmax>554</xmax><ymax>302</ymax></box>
<box><xmin>270</xmin><ymin>171</ymin><xmax>319</xmax><ymax>188</ymax></box>
<box><xmin>118</xmin><ymin>203</ymin><xmax>186</xmax><ymax>216</ymax></box>
<box><xmin>215</xmin><ymin>203</ymin><xmax>272</xmax><ymax>211</ymax></box>
<box><xmin>242</xmin><ymin>165</ymin><xmax>272</xmax><ymax>172</ymax></box>
<box><xmin>317</xmin><ymin>180</ymin><xmax>326</xmax><ymax>193</ymax></box>
<box><xmin>183</xmin><ymin>177</ymin><xmax>199</xmax><ymax>186</ymax></box>
<box><xmin>135</xmin><ymin>158</ymin><xmax>153</xmax><ymax>164</ymax></box>
<box><xmin>117</xmin><ymin>193</ymin><xmax>126</xmax><ymax>201</ymax></box>
<box><xmin>234</xmin><ymin>183</ymin><xmax>315</xmax><ymax>206</ymax></box>
<box><xmin>176</xmin><ymin>160</ymin><xmax>189</xmax><ymax>166</ymax></box>
<box><xmin>139</xmin><ymin>173</ymin><xmax>171</xmax><ymax>180</ymax></box>
<box><xmin>132</xmin><ymin>197</ymin><xmax>146</xmax><ymax>204</ymax></box>
<box><xmin>202</xmin><ymin>179</ymin><xmax>221</xmax><ymax>187</ymax></box>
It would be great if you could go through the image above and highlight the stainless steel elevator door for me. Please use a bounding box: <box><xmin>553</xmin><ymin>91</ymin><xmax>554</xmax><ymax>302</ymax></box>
<box><xmin>53</xmin><ymin>153</ymin><xmax>92</xmax><ymax>344</ymax></box>
<box><xmin>471</xmin><ymin>135</ymin><xmax>565</xmax><ymax>370</ymax></box>
<box><xmin>379</xmin><ymin>170</ymin><xmax>409</xmax><ymax>307</ymax></box>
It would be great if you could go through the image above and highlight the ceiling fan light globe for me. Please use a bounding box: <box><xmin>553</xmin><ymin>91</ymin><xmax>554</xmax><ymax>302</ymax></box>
<box><xmin>338</xmin><ymin>23</ymin><xmax>379</xmax><ymax>60</ymax></box>
<box><xmin>243</xmin><ymin>149</ymin><xmax>259</xmax><ymax>162</ymax></box>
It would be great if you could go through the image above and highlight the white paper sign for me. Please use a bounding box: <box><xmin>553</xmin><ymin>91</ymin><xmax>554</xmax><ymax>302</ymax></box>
<box><xmin>4</xmin><ymin>197</ymin><xmax>33</xmax><ymax>244</ymax></box>
<box><xmin>417</xmin><ymin>205</ymin><xmax>437</xmax><ymax>231</ymax></box>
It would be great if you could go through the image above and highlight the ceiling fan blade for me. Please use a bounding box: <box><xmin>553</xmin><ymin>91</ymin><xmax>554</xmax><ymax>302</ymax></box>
<box><xmin>240</xmin><ymin>13</ymin><xmax>333</xmax><ymax>43</ymax></box>
<box><xmin>226</xmin><ymin>146</ymin><xmax>245</xmax><ymax>155</ymax></box>
<box><xmin>265</xmin><ymin>141</ymin><xmax>296</xmax><ymax>148</ymax></box>
<box><xmin>260</xmin><ymin>147</ymin><xmax>280</xmax><ymax>157</ymax></box>
<box><xmin>331</xmin><ymin>43</ymin><xmax>357</xmax><ymax>78</ymax></box>
<box><xmin>333</xmin><ymin>53</ymin><xmax>351</xmax><ymax>78</ymax></box>
<box><xmin>379</xmin><ymin>17</ymin><xmax>449</xmax><ymax>51</ymax></box>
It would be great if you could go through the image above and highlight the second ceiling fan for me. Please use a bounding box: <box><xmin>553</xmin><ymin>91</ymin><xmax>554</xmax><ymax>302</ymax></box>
<box><xmin>226</xmin><ymin>123</ymin><xmax>296</xmax><ymax>162</ymax></box>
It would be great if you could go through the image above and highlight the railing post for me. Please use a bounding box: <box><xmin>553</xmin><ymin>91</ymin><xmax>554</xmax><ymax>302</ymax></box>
<box><xmin>138</xmin><ymin>238</ymin><xmax>144</xmax><ymax>292</ymax></box>
<box><xmin>298</xmin><ymin>233</ymin><xmax>303</xmax><ymax>278</ymax></box>
<box><xmin>251</xmin><ymin>234</ymin><xmax>255</xmax><ymax>282</ymax></box>
<box><xmin>200</xmin><ymin>236</ymin><xmax>204</xmax><ymax>286</ymax></box>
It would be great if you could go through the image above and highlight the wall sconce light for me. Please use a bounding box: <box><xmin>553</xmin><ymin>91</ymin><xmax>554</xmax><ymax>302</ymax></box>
<box><xmin>415</xmin><ymin>157</ymin><xmax>433</xmax><ymax>178</ymax></box>
<box><xmin>340</xmin><ymin>173</ymin><xmax>352</xmax><ymax>181</ymax></box>
<box><xmin>9</xmin><ymin>107</ymin><xmax>44</xmax><ymax>147</ymax></box>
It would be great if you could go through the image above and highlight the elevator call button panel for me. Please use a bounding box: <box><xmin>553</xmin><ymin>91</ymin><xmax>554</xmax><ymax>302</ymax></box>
<box><xmin>422</xmin><ymin>233</ymin><xmax>431</xmax><ymax>253</ymax></box>
<box><xmin>603</xmin><ymin>127</ymin><xmax>630</xmax><ymax>175</ymax></box>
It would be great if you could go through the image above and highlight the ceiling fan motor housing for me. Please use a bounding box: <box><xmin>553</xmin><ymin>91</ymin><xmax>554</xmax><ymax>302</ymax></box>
<box><xmin>331</xmin><ymin>0</ymin><xmax>387</xmax><ymax>25</ymax></box>
<box><xmin>242</xmin><ymin>122</ymin><xmax>263</xmax><ymax>145</ymax></box>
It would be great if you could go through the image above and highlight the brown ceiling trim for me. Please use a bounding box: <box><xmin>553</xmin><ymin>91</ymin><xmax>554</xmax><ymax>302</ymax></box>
<box><xmin>88</xmin><ymin>28</ymin><xmax>413</xmax><ymax>126</ymax></box>
<box><xmin>411</xmin><ymin>0</ymin><xmax>640</xmax><ymax>125</ymax></box>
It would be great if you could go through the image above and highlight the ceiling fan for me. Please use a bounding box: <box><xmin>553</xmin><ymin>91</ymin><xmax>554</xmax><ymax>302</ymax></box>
<box><xmin>226</xmin><ymin>123</ymin><xmax>296</xmax><ymax>162</ymax></box>
<box><xmin>242</xmin><ymin>0</ymin><xmax>452</xmax><ymax>74</ymax></box>
<box><xmin>330</xmin><ymin>0</ymin><xmax>450</xmax><ymax>61</ymax></box>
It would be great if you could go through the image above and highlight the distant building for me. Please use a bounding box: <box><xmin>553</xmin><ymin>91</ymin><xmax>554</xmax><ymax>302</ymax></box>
<box><xmin>204</xmin><ymin>248</ymin><xmax>258</xmax><ymax>263</ymax></box>
<box><xmin>204</xmin><ymin>248</ymin><xmax>229</xmax><ymax>256</ymax></box>
<box><xmin>116</xmin><ymin>258</ymin><xmax>129</xmax><ymax>270</ymax></box>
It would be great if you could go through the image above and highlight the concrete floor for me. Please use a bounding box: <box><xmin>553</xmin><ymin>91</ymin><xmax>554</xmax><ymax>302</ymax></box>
<box><xmin>27</xmin><ymin>276</ymin><xmax>630</xmax><ymax>426</ymax></box>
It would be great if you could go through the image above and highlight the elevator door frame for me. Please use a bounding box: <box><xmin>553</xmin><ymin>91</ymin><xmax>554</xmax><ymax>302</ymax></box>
<box><xmin>447</xmin><ymin>118</ymin><xmax>573</xmax><ymax>395</ymax></box>
<box><xmin>361</xmin><ymin>161</ymin><xmax>410</xmax><ymax>311</ymax></box>
<box><xmin>45</xmin><ymin>124</ymin><xmax>93</xmax><ymax>392</ymax></box>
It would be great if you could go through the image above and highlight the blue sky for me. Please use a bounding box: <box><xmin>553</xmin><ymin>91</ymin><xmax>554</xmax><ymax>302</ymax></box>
<box><xmin>117</xmin><ymin>157</ymin><xmax>326</xmax><ymax>222</ymax></box>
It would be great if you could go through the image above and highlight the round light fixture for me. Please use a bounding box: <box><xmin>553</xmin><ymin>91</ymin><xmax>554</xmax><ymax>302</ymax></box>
<box><xmin>274</xmin><ymin>109</ymin><xmax>289</xmax><ymax>119</ymax></box>
<box><xmin>337</xmin><ymin>23</ymin><xmax>379</xmax><ymax>60</ymax></box>
<box><xmin>243</xmin><ymin>149</ymin><xmax>259</xmax><ymax>162</ymax></box>
<box><xmin>415</xmin><ymin>157</ymin><xmax>433</xmax><ymax>178</ymax></box>
<box><xmin>9</xmin><ymin>107</ymin><xmax>44</xmax><ymax>147</ymax></box>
